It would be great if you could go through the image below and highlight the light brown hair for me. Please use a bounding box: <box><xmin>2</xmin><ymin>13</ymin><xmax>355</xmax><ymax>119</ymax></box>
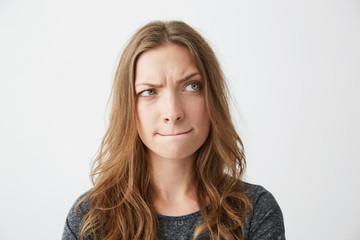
<box><xmin>77</xmin><ymin>20</ymin><xmax>250</xmax><ymax>240</ymax></box>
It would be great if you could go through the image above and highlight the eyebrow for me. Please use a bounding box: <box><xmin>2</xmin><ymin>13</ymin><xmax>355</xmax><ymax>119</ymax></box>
<box><xmin>176</xmin><ymin>72</ymin><xmax>201</xmax><ymax>84</ymax></box>
<box><xmin>135</xmin><ymin>72</ymin><xmax>201</xmax><ymax>88</ymax></box>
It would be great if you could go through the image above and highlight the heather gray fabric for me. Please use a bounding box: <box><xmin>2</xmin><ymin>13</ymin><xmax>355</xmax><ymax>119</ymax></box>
<box><xmin>62</xmin><ymin>182</ymin><xmax>285</xmax><ymax>240</ymax></box>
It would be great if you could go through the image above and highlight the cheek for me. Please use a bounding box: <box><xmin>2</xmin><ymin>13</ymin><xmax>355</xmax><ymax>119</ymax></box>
<box><xmin>136</xmin><ymin>101</ymin><xmax>157</xmax><ymax>136</ymax></box>
<box><xmin>135</xmin><ymin>103</ymin><xmax>147</xmax><ymax>135</ymax></box>
<box><xmin>189</xmin><ymin>97</ymin><xmax>209</xmax><ymax>121</ymax></box>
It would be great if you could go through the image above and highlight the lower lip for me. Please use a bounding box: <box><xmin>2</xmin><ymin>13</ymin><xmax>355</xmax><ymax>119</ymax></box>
<box><xmin>158</xmin><ymin>129</ymin><xmax>192</xmax><ymax>137</ymax></box>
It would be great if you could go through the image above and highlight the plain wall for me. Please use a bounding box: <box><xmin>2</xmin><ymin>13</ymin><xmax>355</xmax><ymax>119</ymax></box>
<box><xmin>1</xmin><ymin>0</ymin><xmax>359</xmax><ymax>239</ymax></box>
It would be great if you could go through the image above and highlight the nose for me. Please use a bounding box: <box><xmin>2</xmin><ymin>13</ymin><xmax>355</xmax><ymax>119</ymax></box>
<box><xmin>162</xmin><ymin>93</ymin><xmax>184</xmax><ymax>124</ymax></box>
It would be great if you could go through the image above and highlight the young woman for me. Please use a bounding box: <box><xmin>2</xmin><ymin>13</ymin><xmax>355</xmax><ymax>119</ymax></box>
<box><xmin>62</xmin><ymin>21</ymin><xmax>285</xmax><ymax>240</ymax></box>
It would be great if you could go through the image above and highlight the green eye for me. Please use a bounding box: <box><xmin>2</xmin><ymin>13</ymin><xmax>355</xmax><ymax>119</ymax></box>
<box><xmin>185</xmin><ymin>82</ymin><xmax>201</xmax><ymax>91</ymax></box>
<box><xmin>140</xmin><ymin>89</ymin><xmax>156</xmax><ymax>96</ymax></box>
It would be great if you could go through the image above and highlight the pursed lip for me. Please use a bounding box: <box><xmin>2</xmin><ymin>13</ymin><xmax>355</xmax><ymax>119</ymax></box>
<box><xmin>158</xmin><ymin>129</ymin><xmax>192</xmax><ymax>136</ymax></box>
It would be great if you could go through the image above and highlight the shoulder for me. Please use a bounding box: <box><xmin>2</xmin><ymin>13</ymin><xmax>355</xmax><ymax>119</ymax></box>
<box><xmin>242</xmin><ymin>182</ymin><xmax>286</xmax><ymax>240</ymax></box>
<box><xmin>62</xmin><ymin>190</ymin><xmax>91</xmax><ymax>240</ymax></box>
<box><xmin>242</xmin><ymin>182</ymin><xmax>280</xmax><ymax>211</ymax></box>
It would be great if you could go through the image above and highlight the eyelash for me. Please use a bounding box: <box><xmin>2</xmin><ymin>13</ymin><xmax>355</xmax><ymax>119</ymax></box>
<box><xmin>184</xmin><ymin>81</ymin><xmax>201</xmax><ymax>92</ymax></box>
<box><xmin>138</xmin><ymin>88</ymin><xmax>156</xmax><ymax>96</ymax></box>
<box><xmin>138</xmin><ymin>81</ymin><xmax>202</xmax><ymax>96</ymax></box>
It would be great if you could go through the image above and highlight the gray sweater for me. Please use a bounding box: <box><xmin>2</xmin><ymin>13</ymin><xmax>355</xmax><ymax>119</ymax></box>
<box><xmin>62</xmin><ymin>182</ymin><xmax>285</xmax><ymax>240</ymax></box>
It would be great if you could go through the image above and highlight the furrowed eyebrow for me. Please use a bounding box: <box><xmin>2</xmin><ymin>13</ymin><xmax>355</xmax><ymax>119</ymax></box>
<box><xmin>135</xmin><ymin>82</ymin><xmax>163</xmax><ymax>88</ymax></box>
<box><xmin>135</xmin><ymin>72</ymin><xmax>201</xmax><ymax>88</ymax></box>
<box><xmin>176</xmin><ymin>72</ymin><xmax>201</xmax><ymax>84</ymax></box>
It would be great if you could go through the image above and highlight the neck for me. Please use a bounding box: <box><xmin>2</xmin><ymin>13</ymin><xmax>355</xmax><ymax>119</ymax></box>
<box><xmin>148</xmin><ymin>151</ymin><xmax>200</xmax><ymax>215</ymax></box>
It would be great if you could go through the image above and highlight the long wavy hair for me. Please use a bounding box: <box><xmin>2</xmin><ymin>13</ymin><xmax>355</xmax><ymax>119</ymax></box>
<box><xmin>77</xmin><ymin>20</ymin><xmax>250</xmax><ymax>240</ymax></box>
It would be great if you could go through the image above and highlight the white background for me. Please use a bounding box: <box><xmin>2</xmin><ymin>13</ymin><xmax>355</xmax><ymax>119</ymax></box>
<box><xmin>1</xmin><ymin>0</ymin><xmax>359</xmax><ymax>239</ymax></box>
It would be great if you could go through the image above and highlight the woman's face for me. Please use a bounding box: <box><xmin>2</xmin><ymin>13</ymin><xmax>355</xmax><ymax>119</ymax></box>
<box><xmin>135</xmin><ymin>44</ymin><xmax>210</xmax><ymax>162</ymax></box>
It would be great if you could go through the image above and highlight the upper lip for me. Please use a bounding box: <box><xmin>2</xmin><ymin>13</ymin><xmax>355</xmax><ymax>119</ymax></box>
<box><xmin>158</xmin><ymin>129</ymin><xmax>192</xmax><ymax>136</ymax></box>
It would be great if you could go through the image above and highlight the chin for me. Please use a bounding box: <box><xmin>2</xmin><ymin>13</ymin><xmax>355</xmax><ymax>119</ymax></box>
<box><xmin>156</xmin><ymin>145</ymin><xmax>198</xmax><ymax>161</ymax></box>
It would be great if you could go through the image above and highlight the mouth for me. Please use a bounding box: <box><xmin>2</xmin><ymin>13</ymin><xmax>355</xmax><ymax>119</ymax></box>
<box><xmin>158</xmin><ymin>129</ymin><xmax>192</xmax><ymax>136</ymax></box>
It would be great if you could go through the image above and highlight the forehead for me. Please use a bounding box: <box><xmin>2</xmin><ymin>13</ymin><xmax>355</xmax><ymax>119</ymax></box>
<box><xmin>134</xmin><ymin>43</ymin><xmax>200</xmax><ymax>84</ymax></box>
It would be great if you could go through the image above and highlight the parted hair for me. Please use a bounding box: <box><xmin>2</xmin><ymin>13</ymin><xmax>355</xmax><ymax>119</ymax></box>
<box><xmin>77</xmin><ymin>20</ymin><xmax>250</xmax><ymax>240</ymax></box>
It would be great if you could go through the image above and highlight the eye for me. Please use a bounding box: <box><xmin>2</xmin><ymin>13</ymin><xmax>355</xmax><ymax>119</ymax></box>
<box><xmin>184</xmin><ymin>82</ymin><xmax>201</xmax><ymax>92</ymax></box>
<box><xmin>139</xmin><ymin>89</ymin><xmax>156</xmax><ymax>96</ymax></box>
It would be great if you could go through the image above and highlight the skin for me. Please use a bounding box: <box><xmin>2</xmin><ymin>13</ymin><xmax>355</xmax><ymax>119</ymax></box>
<box><xmin>135</xmin><ymin>43</ymin><xmax>211</xmax><ymax>216</ymax></box>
